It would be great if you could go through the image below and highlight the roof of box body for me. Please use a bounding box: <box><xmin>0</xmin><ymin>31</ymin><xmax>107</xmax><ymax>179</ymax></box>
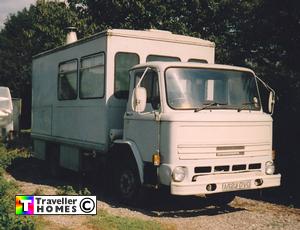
<box><xmin>33</xmin><ymin>29</ymin><xmax>215</xmax><ymax>59</ymax></box>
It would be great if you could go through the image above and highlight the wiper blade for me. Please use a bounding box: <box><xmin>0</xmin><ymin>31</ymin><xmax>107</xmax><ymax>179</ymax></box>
<box><xmin>237</xmin><ymin>102</ymin><xmax>257</xmax><ymax>112</ymax></box>
<box><xmin>194</xmin><ymin>101</ymin><xmax>227</xmax><ymax>112</ymax></box>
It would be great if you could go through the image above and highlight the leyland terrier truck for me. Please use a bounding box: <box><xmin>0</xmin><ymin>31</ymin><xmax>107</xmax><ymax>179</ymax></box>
<box><xmin>32</xmin><ymin>29</ymin><xmax>281</xmax><ymax>205</ymax></box>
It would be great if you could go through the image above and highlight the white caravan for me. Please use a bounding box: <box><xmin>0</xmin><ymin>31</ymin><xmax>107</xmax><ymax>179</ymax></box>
<box><xmin>32</xmin><ymin>29</ymin><xmax>280</xmax><ymax>205</ymax></box>
<box><xmin>0</xmin><ymin>87</ymin><xmax>13</xmax><ymax>128</ymax></box>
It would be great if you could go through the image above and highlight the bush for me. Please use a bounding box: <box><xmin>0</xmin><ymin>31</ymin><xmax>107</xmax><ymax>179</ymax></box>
<box><xmin>56</xmin><ymin>185</ymin><xmax>91</xmax><ymax>196</ymax></box>
<box><xmin>0</xmin><ymin>144</ymin><xmax>30</xmax><ymax>169</ymax></box>
<box><xmin>56</xmin><ymin>185</ymin><xmax>78</xmax><ymax>195</ymax></box>
<box><xmin>0</xmin><ymin>144</ymin><xmax>35</xmax><ymax>229</ymax></box>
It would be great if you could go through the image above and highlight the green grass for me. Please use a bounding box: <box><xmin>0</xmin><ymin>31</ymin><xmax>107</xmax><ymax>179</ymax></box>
<box><xmin>87</xmin><ymin>209</ymin><xmax>170</xmax><ymax>230</ymax></box>
<box><xmin>32</xmin><ymin>216</ymin><xmax>70</xmax><ymax>230</ymax></box>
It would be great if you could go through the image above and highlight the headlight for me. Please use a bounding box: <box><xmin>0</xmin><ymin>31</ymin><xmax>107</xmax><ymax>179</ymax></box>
<box><xmin>265</xmin><ymin>161</ymin><xmax>275</xmax><ymax>175</ymax></box>
<box><xmin>172</xmin><ymin>166</ymin><xmax>186</xmax><ymax>182</ymax></box>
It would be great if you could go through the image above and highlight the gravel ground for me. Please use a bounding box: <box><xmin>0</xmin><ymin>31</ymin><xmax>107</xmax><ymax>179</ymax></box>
<box><xmin>97</xmin><ymin>194</ymin><xmax>300</xmax><ymax>230</ymax></box>
<box><xmin>9</xmin><ymin>172</ymin><xmax>300</xmax><ymax>230</ymax></box>
<box><xmin>5</xmin><ymin>157</ymin><xmax>299</xmax><ymax>230</ymax></box>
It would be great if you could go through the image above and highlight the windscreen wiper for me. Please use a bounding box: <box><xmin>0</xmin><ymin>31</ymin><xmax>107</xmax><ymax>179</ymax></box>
<box><xmin>194</xmin><ymin>101</ymin><xmax>228</xmax><ymax>112</ymax></box>
<box><xmin>237</xmin><ymin>102</ymin><xmax>258</xmax><ymax>112</ymax></box>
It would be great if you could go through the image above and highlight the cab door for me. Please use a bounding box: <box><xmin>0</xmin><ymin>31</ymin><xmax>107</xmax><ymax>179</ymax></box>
<box><xmin>124</xmin><ymin>68</ymin><xmax>161</xmax><ymax>162</ymax></box>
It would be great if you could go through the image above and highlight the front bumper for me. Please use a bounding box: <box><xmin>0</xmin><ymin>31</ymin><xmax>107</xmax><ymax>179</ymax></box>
<box><xmin>171</xmin><ymin>171</ymin><xmax>281</xmax><ymax>195</ymax></box>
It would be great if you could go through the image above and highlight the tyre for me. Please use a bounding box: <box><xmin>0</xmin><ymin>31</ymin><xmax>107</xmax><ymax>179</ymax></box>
<box><xmin>206</xmin><ymin>192</ymin><xmax>236</xmax><ymax>207</ymax></box>
<box><xmin>114</xmin><ymin>160</ymin><xmax>144</xmax><ymax>206</ymax></box>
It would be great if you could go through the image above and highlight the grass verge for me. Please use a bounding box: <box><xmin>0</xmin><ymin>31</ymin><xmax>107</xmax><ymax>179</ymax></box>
<box><xmin>87</xmin><ymin>209</ymin><xmax>172</xmax><ymax>230</ymax></box>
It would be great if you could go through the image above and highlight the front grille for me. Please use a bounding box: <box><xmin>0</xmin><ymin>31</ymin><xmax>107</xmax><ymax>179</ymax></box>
<box><xmin>249</xmin><ymin>163</ymin><xmax>261</xmax><ymax>170</ymax></box>
<box><xmin>216</xmin><ymin>146</ymin><xmax>245</xmax><ymax>151</ymax></box>
<box><xmin>216</xmin><ymin>146</ymin><xmax>245</xmax><ymax>156</ymax></box>
<box><xmin>194</xmin><ymin>166</ymin><xmax>211</xmax><ymax>173</ymax></box>
<box><xmin>194</xmin><ymin>163</ymin><xmax>261</xmax><ymax>175</ymax></box>
<box><xmin>178</xmin><ymin>142</ymin><xmax>271</xmax><ymax>160</ymax></box>
<box><xmin>214</xmin><ymin>165</ymin><xmax>230</xmax><ymax>172</ymax></box>
<box><xmin>232</xmin><ymin>164</ymin><xmax>247</xmax><ymax>171</ymax></box>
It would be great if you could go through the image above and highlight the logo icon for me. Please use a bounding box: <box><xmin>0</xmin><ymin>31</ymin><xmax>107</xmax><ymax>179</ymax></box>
<box><xmin>16</xmin><ymin>196</ymin><xmax>34</xmax><ymax>215</ymax></box>
<box><xmin>79</xmin><ymin>198</ymin><xmax>96</xmax><ymax>213</ymax></box>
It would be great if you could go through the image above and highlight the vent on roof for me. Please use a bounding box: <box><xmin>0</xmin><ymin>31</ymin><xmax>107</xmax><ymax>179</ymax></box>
<box><xmin>66</xmin><ymin>27</ymin><xmax>77</xmax><ymax>44</ymax></box>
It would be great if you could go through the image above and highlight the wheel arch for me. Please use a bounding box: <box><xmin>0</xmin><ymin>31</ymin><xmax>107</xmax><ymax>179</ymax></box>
<box><xmin>111</xmin><ymin>140</ymin><xmax>144</xmax><ymax>184</ymax></box>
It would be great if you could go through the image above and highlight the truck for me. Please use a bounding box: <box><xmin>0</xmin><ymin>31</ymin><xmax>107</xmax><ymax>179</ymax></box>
<box><xmin>32</xmin><ymin>29</ymin><xmax>281</xmax><ymax>205</ymax></box>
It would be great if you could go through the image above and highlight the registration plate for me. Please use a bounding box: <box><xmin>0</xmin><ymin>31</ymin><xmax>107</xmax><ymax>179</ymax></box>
<box><xmin>222</xmin><ymin>180</ymin><xmax>251</xmax><ymax>191</ymax></box>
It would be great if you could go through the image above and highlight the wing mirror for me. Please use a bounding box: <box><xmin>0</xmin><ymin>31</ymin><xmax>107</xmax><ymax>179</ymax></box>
<box><xmin>254</xmin><ymin>75</ymin><xmax>276</xmax><ymax>115</ymax></box>
<box><xmin>268</xmin><ymin>91</ymin><xmax>275</xmax><ymax>114</ymax></box>
<box><xmin>132</xmin><ymin>87</ymin><xmax>147</xmax><ymax>113</ymax></box>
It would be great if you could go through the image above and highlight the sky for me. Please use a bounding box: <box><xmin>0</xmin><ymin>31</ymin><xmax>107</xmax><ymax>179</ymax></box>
<box><xmin>0</xmin><ymin>0</ymin><xmax>36</xmax><ymax>29</ymax></box>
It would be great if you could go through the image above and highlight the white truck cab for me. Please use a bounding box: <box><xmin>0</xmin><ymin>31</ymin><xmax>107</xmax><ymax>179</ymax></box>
<box><xmin>123</xmin><ymin>62</ymin><xmax>280</xmax><ymax>200</ymax></box>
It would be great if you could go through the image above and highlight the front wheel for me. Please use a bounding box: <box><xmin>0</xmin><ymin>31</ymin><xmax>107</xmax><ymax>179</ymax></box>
<box><xmin>114</xmin><ymin>162</ymin><xmax>144</xmax><ymax>205</ymax></box>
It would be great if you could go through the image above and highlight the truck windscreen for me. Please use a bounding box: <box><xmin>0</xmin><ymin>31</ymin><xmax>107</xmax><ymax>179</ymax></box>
<box><xmin>165</xmin><ymin>67</ymin><xmax>261</xmax><ymax>111</ymax></box>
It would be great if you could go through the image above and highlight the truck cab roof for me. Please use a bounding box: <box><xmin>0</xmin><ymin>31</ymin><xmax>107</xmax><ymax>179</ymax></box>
<box><xmin>131</xmin><ymin>62</ymin><xmax>255</xmax><ymax>75</ymax></box>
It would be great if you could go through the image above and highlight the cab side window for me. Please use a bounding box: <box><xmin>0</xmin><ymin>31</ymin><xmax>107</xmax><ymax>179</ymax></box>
<box><xmin>135</xmin><ymin>70</ymin><xmax>160</xmax><ymax>110</ymax></box>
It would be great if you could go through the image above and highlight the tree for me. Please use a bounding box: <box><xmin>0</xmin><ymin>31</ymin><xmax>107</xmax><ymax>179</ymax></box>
<box><xmin>0</xmin><ymin>0</ymin><xmax>96</xmax><ymax>96</ymax></box>
<box><xmin>0</xmin><ymin>0</ymin><xmax>96</xmax><ymax>127</ymax></box>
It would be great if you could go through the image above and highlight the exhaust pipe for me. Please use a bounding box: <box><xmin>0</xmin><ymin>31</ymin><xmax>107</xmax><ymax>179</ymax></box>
<box><xmin>66</xmin><ymin>27</ymin><xmax>77</xmax><ymax>44</ymax></box>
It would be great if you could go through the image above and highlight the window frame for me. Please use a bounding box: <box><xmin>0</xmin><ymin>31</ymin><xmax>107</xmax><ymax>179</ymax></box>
<box><xmin>188</xmin><ymin>58</ymin><xmax>208</xmax><ymax>64</ymax></box>
<box><xmin>114</xmin><ymin>52</ymin><xmax>140</xmax><ymax>99</ymax></box>
<box><xmin>164</xmin><ymin>66</ymin><xmax>261</xmax><ymax>111</ymax></box>
<box><xmin>146</xmin><ymin>54</ymin><xmax>181</xmax><ymax>62</ymax></box>
<box><xmin>57</xmin><ymin>59</ymin><xmax>78</xmax><ymax>101</ymax></box>
<box><xmin>79</xmin><ymin>52</ymin><xmax>106</xmax><ymax>99</ymax></box>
